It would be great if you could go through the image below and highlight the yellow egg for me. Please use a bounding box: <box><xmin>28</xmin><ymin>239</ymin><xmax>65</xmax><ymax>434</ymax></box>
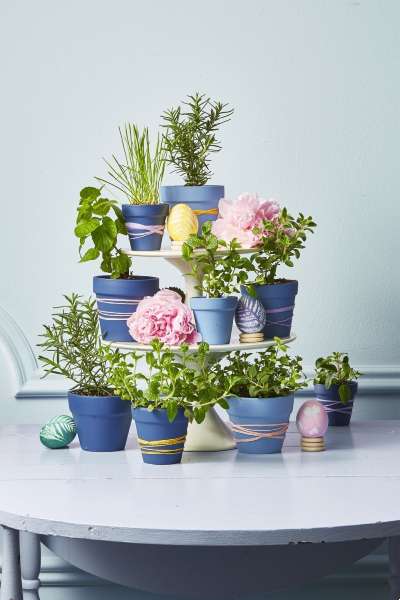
<box><xmin>167</xmin><ymin>203</ymin><xmax>198</xmax><ymax>241</ymax></box>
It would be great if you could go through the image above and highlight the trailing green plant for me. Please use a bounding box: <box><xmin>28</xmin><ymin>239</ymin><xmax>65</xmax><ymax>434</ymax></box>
<box><xmin>249</xmin><ymin>208</ymin><xmax>316</xmax><ymax>287</ymax></box>
<box><xmin>96</xmin><ymin>124</ymin><xmax>165</xmax><ymax>204</ymax></box>
<box><xmin>181</xmin><ymin>221</ymin><xmax>251</xmax><ymax>298</ymax></box>
<box><xmin>38</xmin><ymin>294</ymin><xmax>112</xmax><ymax>396</ymax></box>
<box><xmin>218</xmin><ymin>337</ymin><xmax>307</xmax><ymax>398</ymax></box>
<box><xmin>161</xmin><ymin>92</ymin><xmax>234</xmax><ymax>186</ymax></box>
<box><xmin>314</xmin><ymin>352</ymin><xmax>362</xmax><ymax>403</ymax></box>
<box><xmin>105</xmin><ymin>339</ymin><xmax>238</xmax><ymax>423</ymax></box>
<box><xmin>74</xmin><ymin>186</ymin><xmax>131</xmax><ymax>279</ymax></box>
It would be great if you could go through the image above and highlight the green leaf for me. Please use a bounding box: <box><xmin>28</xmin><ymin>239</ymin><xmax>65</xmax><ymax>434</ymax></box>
<box><xmin>92</xmin><ymin>217</ymin><xmax>117</xmax><ymax>252</ymax></box>
<box><xmin>80</xmin><ymin>187</ymin><xmax>101</xmax><ymax>200</ymax></box>
<box><xmin>339</xmin><ymin>383</ymin><xmax>351</xmax><ymax>404</ymax></box>
<box><xmin>93</xmin><ymin>199</ymin><xmax>112</xmax><ymax>216</ymax></box>
<box><xmin>79</xmin><ymin>248</ymin><xmax>100</xmax><ymax>263</ymax></box>
<box><xmin>167</xmin><ymin>403</ymin><xmax>178</xmax><ymax>423</ymax></box>
<box><xmin>110</xmin><ymin>253</ymin><xmax>130</xmax><ymax>278</ymax></box>
<box><xmin>74</xmin><ymin>218</ymin><xmax>100</xmax><ymax>238</ymax></box>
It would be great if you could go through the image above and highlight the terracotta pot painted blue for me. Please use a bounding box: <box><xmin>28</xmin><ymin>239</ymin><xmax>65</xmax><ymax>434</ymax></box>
<box><xmin>133</xmin><ymin>407</ymin><xmax>188</xmax><ymax>465</ymax></box>
<box><xmin>227</xmin><ymin>394</ymin><xmax>294</xmax><ymax>454</ymax></box>
<box><xmin>247</xmin><ymin>280</ymin><xmax>298</xmax><ymax>340</ymax></box>
<box><xmin>190</xmin><ymin>296</ymin><xmax>238</xmax><ymax>345</ymax></box>
<box><xmin>314</xmin><ymin>382</ymin><xmax>358</xmax><ymax>426</ymax></box>
<box><xmin>122</xmin><ymin>204</ymin><xmax>169</xmax><ymax>251</ymax></box>
<box><xmin>93</xmin><ymin>275</ymin><xmax>159</xmax><ymax>342</ymax></box>
<box><xmin>160</xmin><ymin>185</ymin><xmax>224</xmax><ymax>232</ymax></box>
<box><xmin>68</xmin><ymin>392</ymin><xmax>131</xmax><ymax>452</ymax></box>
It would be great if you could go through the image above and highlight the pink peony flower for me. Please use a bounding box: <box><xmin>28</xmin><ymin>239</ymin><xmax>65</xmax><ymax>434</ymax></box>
<box><xmin>212</xmin><ymin>193</ymin><xmax>280</xmax><ymax>247</ymax></box>
<box><xmin>127</xmin><ymin>290</ymin><xmax>200</xmax><ymax>346</ymax></box>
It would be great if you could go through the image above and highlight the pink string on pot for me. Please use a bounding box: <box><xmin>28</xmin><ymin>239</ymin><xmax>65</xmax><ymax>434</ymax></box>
<box><xmin>317</xmin><ymin>399</ymin><xmax>353</xmax><ymax>415</ymax></box>
<box><xmin>126</xmin><ymin>222</ymin><xmax>165</xmax><ymax>239</ymax></box>
<box><xmin>230</xmin><ymin>422</ymin><xmax>289</xmax><ymax>443</ymax></box>
<box><xmin>265</xmin><ymin>305</ymin><xmax>294</xmax><ymax>327</ymax></box>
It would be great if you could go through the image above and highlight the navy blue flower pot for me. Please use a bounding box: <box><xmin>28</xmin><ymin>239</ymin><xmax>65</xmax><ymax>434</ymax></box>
<box><xmin>190</xmin><ymin>296</ymin><xmax>238</xmax><ymax>345</ymax></box>
<box><xmin>93</xmin><ymin>275</ymin><xmax>159</xmax><ymax>342</ymax></box>
<box><xmin>248</xmin><ymin>280</ymin><xmax>298</xmax><ymax>340</ymax></box>
<box><xmin>122</xmin><ymin>204</ymin><xmax>169</xmax><ymax>251</ymax></box>
<box><xmin>227</xmin><ymin>394</ymin><xmax>294</xmax><ymax>454</ymax></box>
<box><xmin>68</xmin><ymin>392</ymin><xmax>131</xmax><ymax>452</ymax></box>
<box><xmin>133</xmin><ymin>407</ymin><xmax>188</xmax><ymax>465</ymax></box>
<box><xmin>160</xmin><ymin>185</ymin><xmax>223</xmax><ymax>232</ymax></box>
<box><xmin>314</xmin><ymin>382</ymin><xmax>358</xmax><ymax>426</ymax></box>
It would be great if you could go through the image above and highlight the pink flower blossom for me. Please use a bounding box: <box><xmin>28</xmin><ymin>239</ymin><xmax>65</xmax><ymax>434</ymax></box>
<box><xmin>212</xmin><ymin>193</ymin><xmax>280</xmax><ymax>247</ymax></box>
<box><xmin>127</xmin><ymin>290</ymin><xmax>200</xmax><ymax>346</ymax></box>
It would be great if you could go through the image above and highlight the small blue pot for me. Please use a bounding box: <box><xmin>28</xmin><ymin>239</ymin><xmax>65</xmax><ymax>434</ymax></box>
<box><xmin>227</xmin><ymin>394</ymin><xmax>294</xmax><ymax>454</ymax></box>
<box><xmin>190</xmin><ymin>296</ymin><xmax>238</xmax><ymax>345</ymax></box>
<box><xmin>93</xmin><ymin>275</ymin><xmax>159</xmax><ymax>342</ymax></box>
<box><xmin>133</xmin><ymin>407</ymin><xmax>188</xmax><ymax>465</ymax></box>
<box><xmin>160</xmin><ymin>185</ymin><xmax>224</xmax><ymax>232</ymax></box>
<box><xmin>68</xmin><ymin>392</ymin><xmax>132</xmax><ymax>452</ymax></box>
<box><xmin>314</xmin><ymin>382</ymin><xmax>358</xmax><ymax>427</ymax></box>
<box><xmin>122</xmin><ymin>204</ymin><xmax>169</xmax><ymax>251</ymax></box>
<box><xmin>248</xmin><ymin>280</ymin><xmax>298</xmax><ymax>340</ymax></box>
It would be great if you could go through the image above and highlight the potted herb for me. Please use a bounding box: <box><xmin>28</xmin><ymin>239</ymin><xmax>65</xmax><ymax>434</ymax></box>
<box><xmin>75</xmin><ymin>186</ymin><xmax>159</xmax><ymax>342</ymax></box>
<box><xmin>182</xmin><ymin>222</ymin><xmax>250</xmax><ymax>344</ymax></box>
<box><xmin>96</xmin><ymin>124</ymin><xmax>168</xmax><ymax>251</ymax></box>
<box><xmin>160</xmin><ymin>92</ymin><xmax>233</xmax><ymax>232</ymax></box>
<box><xmin>38</xmin><ymin>294</ymin><xmax>132</xmax><ymax>452</ymax></box>
<box><xmin>246</xmin><ymin>208</ymin><xmax>316</xmax><ymax>339</ymax></box>
<box><xmin>221</xmin><ymin>338</ymin><xmax>307</xmax><ymax>454</ymax></box>
<box><xmin>106</xmin><ymin>340</ymin><xmax>235</xmax><ymax>464</ymax></box>
<box><xmin>314</xmin><ymin>352</ymin><xmax>362</xmax><ymax>426</ymax></box>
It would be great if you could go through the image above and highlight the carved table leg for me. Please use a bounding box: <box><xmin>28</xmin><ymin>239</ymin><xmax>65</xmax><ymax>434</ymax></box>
<box><xmin>1</xmin><ymin>526</ymin><xmax>22</xmax><ymax>600</ymax></box>
<box><xmin>20</xmin><ymin>532</ymin><xmax>41</xmax><ymax>600</ymax></box>
<box><xmin>389</xmin><ymin>537</ymin><xmax>400</xmax><ymax>600</ymax></box>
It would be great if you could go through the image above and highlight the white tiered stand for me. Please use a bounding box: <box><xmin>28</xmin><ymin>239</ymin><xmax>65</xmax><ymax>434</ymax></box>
<box><xmin>106</xmin><ymin>247</ymin><xmax>296</xmax><ymax>452</ymax></box>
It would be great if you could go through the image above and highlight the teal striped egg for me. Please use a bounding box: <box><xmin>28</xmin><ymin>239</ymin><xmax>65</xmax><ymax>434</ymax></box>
<box><xmin>40</xmin><ymin>415</ymin><xmax>76</xmax><ymax>449</ymax></box>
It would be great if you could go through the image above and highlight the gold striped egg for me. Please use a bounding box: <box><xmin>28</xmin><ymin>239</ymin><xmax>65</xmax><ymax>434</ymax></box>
<box><xmin>167</xmin><ymin>203</ymin><xmax>198</xmax><ymax>241</ymax></box>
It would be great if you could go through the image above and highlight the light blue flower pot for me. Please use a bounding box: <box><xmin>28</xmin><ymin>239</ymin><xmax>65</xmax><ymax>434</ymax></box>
<box><xmin>190</xmin><ymin>296</ymin><xmax>238</xmax><ymax>345</ymax></box>
<box><xmin>227</xmin><ymin>394</ymin><xmax>294</xmax><ymax>454</ymax></box>
<box><xmin>160</xmin><ymin>185</ymin><xmax>224</xmax><ymax>232</ymax></box>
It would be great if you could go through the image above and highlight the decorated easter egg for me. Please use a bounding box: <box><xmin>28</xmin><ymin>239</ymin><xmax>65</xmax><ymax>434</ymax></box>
<box><xmin>40</xmin><ymin>415</ymin><xmax>76</xmax><ymax>449</ymax></box>
<box><xmin>167</xmin><ymin>203</ymin><xmax>198</xmax><ymax>241</ymax></box>
<box><xmin>235</xmin><ymin>294</ymin><xmax>267</xmax><ymax>333</ymax></box>
<box><xmin>296</xmin><ymin>400</ymin><xmax>328</xmax><ymax>438</ymax></box>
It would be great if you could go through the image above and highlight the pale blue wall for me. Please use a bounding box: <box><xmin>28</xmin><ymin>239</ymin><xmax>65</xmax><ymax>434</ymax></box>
<box><xmin>0</xmin><ymin>0</ymin><xmax>399</xmax><ymax>381</ymax></box>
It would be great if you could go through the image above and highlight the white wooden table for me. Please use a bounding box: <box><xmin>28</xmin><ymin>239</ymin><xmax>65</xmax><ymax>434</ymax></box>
<box><xmin>1</xmin><ymin>422</ymin><xmax>400</xmax><ymax>599</ymax></box>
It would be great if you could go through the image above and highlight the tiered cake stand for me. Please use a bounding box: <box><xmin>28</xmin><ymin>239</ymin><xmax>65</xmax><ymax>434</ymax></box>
<box><xmin>106</xmin><ymin>248</ymin><xmax>296</xmax><ymax>452</ymax></box>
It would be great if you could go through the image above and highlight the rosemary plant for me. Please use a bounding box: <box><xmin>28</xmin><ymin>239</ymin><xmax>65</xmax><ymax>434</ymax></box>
<box><xmin>161</xmin><ymin>92</ymin><xmax>234</xmax><ymax>186</ymax></box>
<box><xmin>38</xmin><ymin>294</ymin><xmax>111</xmax><ymax>396</ymax></box>
<box><xmin>97</xmin><ymin>124</ymin><xmax>165</xmax><ymax>204</ymax></box>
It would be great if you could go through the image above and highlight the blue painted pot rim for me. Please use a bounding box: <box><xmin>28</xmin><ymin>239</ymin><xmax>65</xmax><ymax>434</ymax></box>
<box><xmin>93</xmin><ymin>275</ymin><xmax>159</xmax><ymax>295</ymax></box>
<box><xmin>251</xmin><ymin>280</ymin><xmax>299</xmax><ymax>298</ymax></box>
<box><xmin>161</xmin><ymin>185</ymin><xmax>224</xmax><ymax>192</ymax></box>
<box><xmin>122</xmin><ymin>204</ymin><xmax>169</xmax><ymax>217</ymax></box>
<box><xmin>190</xmin><ymin>296</ymin><xmax>238</xmax><ymax>310</ymax></box>
<box><xmin>133</xmin><ymin>407</ymin><xmax>188</xmax><ymax>424</ymax></box>
<box><xmin>227</xmin><ymin>394</ymin><xmax>294</xmax><ymax>416</ymax></box>
<box><xmin>314</xmin><ymin>382</ymin><xmax>358</xmax><ymax>398</ymax></box>
<box><xmin>68</xmin><ymin>391</ymin><xmax>130</xmax><ymax>415</ymax></box>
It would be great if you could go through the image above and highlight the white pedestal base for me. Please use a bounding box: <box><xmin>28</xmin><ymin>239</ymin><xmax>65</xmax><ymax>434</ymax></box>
<box><xmin>184</xmin><ymin>408</ymin><xmax>236</xmax><ymax>452</ymax></box>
